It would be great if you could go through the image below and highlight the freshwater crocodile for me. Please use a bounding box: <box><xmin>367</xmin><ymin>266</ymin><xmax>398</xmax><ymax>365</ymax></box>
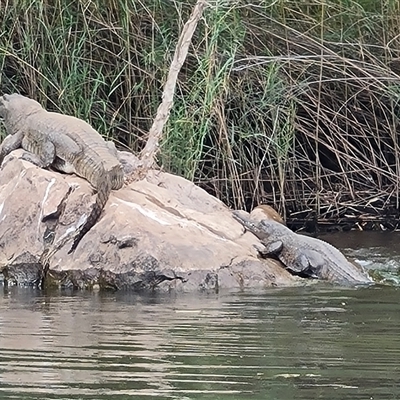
<box><xmin>232</xmin><ymin>210</ymin><xmax>372</xmax><ymax>285</ymax></box>
<box><xmin>0</xmin><ymin>93</ymin><xmax>124</xmax><ymax>252</ymax></box>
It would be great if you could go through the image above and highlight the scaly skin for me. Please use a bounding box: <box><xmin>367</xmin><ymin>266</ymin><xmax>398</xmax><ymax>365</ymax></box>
<box><xmin>232</xmin><ymin>210</ymin><xmax>373</xmax><ymax>285</ymax></box>
<box><xmin>0</xmin><ymin>93</ymin><xmax>124</xmax><ymax>252</ymax></box>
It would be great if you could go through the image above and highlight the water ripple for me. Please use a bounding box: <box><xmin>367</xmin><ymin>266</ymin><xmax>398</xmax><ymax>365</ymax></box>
<box><xmin>0</xmin><ymin>285</ymin><xmax>399</xmax><ymax>399</ymax></box>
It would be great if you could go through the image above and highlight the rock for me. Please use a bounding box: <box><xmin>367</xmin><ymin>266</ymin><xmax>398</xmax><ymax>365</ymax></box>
<box><xmin>0</xmin><ymin>150</ymin><xmax>301</xmax><ymax>291</ymax></box>
<box><xmin>249</xmin><ymin>204</ymin><xmax>285</xmax><ymax>225</ymax></box>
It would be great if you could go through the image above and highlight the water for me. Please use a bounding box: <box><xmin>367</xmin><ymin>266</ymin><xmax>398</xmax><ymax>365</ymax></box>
<box><xmin>0</xmin><ymin>232</ymin><xmax>399</xmax><ymax>400</ymax></box>
<box><xmin>0</xmin><ymin>285</ymin><xmax>398</xmax><ymax>399</ymax></box>
<box><xmin>322</xmin><ymin>231</ymin><xmax>400</xmax><ymax>284</ymax></box>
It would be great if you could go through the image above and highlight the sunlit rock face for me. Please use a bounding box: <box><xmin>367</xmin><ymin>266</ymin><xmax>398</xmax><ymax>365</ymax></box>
<box><xmin>0</xmin><ymin>150</ymin><xmax>298</xmax><ymax>291</ymax></box>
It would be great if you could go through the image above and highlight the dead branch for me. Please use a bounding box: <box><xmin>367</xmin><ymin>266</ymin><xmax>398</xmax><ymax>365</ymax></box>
<box><xmin>132</xmin><ymin>0</ymin><xmax>207</xmax><ymax>179</ymax></box>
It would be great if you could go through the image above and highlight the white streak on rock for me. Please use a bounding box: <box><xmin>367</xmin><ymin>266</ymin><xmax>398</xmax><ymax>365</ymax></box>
<box><xmin>118</xmin><ymin>199</ymin><xmax>172</xmax><ymax>226</ymax></box>
<box><xmin>116</xmin><ymin>199</ymin><xmax>227</xmax><ymax>241</ymax></box>
<box><xmin>38</xmin><ymin>178</ymin><xmax>56</xmax><ymax>230</ymax></box>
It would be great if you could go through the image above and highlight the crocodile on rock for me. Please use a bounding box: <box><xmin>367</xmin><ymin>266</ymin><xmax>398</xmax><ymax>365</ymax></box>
<box><xmin>0</xmin><ymin>93</ymin><xmax>124</xmax><ymax>252</ymax></box>
<box><xmin>232</xmin><ymin>209</ymin><xmax>373</xmax><ymax>285</ymax></box>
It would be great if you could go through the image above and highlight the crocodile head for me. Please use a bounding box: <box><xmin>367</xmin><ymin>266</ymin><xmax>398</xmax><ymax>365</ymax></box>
<box><xmin>232</xmin><ymin>209</ymin><xmax>285</xmax><ymax>241</ymax></box>
<box><xmin>0</xmin><ymin>93</ymin><xmax>42</xmax><ymax>123</ymax></box>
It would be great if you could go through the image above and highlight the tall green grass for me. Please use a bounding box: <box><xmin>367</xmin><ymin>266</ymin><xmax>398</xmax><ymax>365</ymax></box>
<box><xmin>1</xmin><ymin>0</ymin><xmax>400</xmax><ymax>228</ymax></box>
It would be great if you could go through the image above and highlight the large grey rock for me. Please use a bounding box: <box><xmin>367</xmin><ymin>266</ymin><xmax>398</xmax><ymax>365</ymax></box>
<box><xmin>0</xmin><ymin>150</ymin><xmax>300</xmax><ymax>291</ymax></box>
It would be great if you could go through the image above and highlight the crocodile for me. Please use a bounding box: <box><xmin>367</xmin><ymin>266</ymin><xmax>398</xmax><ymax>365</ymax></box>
<box><xmin>0</xmin><ymin>93</ymin><xmax>124</xmax><ymax>252</ymax></box>
<box><xmin>232</xmin><ymin>210</ymin><xmax>373</xmax><ymax>285</ymax></box>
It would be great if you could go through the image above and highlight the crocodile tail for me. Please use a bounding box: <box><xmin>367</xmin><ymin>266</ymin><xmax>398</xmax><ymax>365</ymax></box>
<box><xmin>68</xmin><ymin>174</ymin><xmax>112</xmax><ymax>253</ymax></box>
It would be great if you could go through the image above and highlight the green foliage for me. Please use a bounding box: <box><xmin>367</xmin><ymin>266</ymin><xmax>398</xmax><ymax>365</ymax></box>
<box><xmin>1</xmin><ymin>0</ymin><xmax>400</xmax><ymax>225</ymax></box>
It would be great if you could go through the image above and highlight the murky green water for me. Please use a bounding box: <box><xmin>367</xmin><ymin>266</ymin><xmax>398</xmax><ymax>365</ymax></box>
<box><xmin>322</xmin><ymin>231</ymin><xmax>400</xmax><ymax>285</ymax></box>
<box><xmin>0</xmin><ymin>285</ymin><xmax>398</xmax><ymax>400</ymax></box>
<box><xmin>0</xmin><ymin>232</ymin><xmax>399</xmax><ymax>400</ymax></box>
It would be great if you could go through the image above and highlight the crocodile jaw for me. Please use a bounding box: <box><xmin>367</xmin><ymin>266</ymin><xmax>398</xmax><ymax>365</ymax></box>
<box><xmin>232</xmin><ymin>210</ymin><xmax>268</xmax><ymax>240</ymax></box>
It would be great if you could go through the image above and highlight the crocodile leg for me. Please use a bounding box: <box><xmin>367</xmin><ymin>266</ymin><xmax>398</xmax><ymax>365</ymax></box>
<box><xmin>290</xmin><ymin>252</ymin><xmax>312</xmax><ymax>273</ymax></box>
<box><xmin>0</xmin><ymin>131</ymin><xmax>24</xmax><ymax>165</ymax></box>
<box><xmin>107</xmin><ymin>142</ymin><xmax>124</xmax><ymax>190</ymax></box>
<box><xmin>21</xmin><ymin>134</ymin><xmax>56</xmax><ymax>168</ymax></box>
<box><xmin>262</xmin><ymin>240</ymin><xmax>284</xmax><ymax>255</ymax></box>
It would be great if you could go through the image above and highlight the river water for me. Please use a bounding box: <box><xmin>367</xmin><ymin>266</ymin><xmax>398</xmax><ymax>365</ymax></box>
<box><xmin>0</xmin><ymin>232</ymin><xmax>399</xmax><ymax>399</ymax></box>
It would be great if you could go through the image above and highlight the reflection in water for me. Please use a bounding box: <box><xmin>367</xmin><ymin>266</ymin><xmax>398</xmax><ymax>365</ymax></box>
<box><xmin>0</xmin><ymin>284</ymin><xmax>399</xmax><ymax>400</ymax></box>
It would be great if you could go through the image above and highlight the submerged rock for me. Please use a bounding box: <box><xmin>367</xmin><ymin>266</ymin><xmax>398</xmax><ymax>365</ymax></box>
<box><xmin>0</xmin><ymin>150</ymin><xmax>300</xmax><ymax>291</ymax></box>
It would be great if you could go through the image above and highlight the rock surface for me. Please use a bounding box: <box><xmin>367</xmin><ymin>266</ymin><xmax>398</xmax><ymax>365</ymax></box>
<box><xmin>0</xmin><ymin>150</ymin><xmax>301</xmax><ymax>291</ymax></box>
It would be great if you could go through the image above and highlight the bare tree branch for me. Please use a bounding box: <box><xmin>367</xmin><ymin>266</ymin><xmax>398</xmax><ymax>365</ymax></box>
<box><xmin>131</xmin><ymin>0</ymin><xmax>207</xmax><ymax>179</ymax></box>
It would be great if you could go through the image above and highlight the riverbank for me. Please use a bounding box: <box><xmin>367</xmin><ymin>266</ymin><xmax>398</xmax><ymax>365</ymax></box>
<box><xmin>1</xmin><ymin>1</ymin><xmax>399</xmax><ymax>228</ymax></box>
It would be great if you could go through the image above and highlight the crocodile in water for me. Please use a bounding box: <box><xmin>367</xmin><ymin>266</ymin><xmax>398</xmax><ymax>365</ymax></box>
<box><xmin>232</xmin><ymin>210</ymin><xmax>373</xmax><ymax>285</ymax></box>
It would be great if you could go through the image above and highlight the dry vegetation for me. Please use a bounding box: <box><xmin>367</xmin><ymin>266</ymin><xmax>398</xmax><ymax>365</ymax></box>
<box><xmin>1</xmin><ymin>0</ymin><xmax>400</xmax><ymax>231</ymax></box>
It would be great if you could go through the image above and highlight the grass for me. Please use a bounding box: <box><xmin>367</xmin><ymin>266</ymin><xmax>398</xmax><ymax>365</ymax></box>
<box><xmin>1</xmin><ymin>0</ymin><xmax>400</xmax><ymax>229</ymax></box>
